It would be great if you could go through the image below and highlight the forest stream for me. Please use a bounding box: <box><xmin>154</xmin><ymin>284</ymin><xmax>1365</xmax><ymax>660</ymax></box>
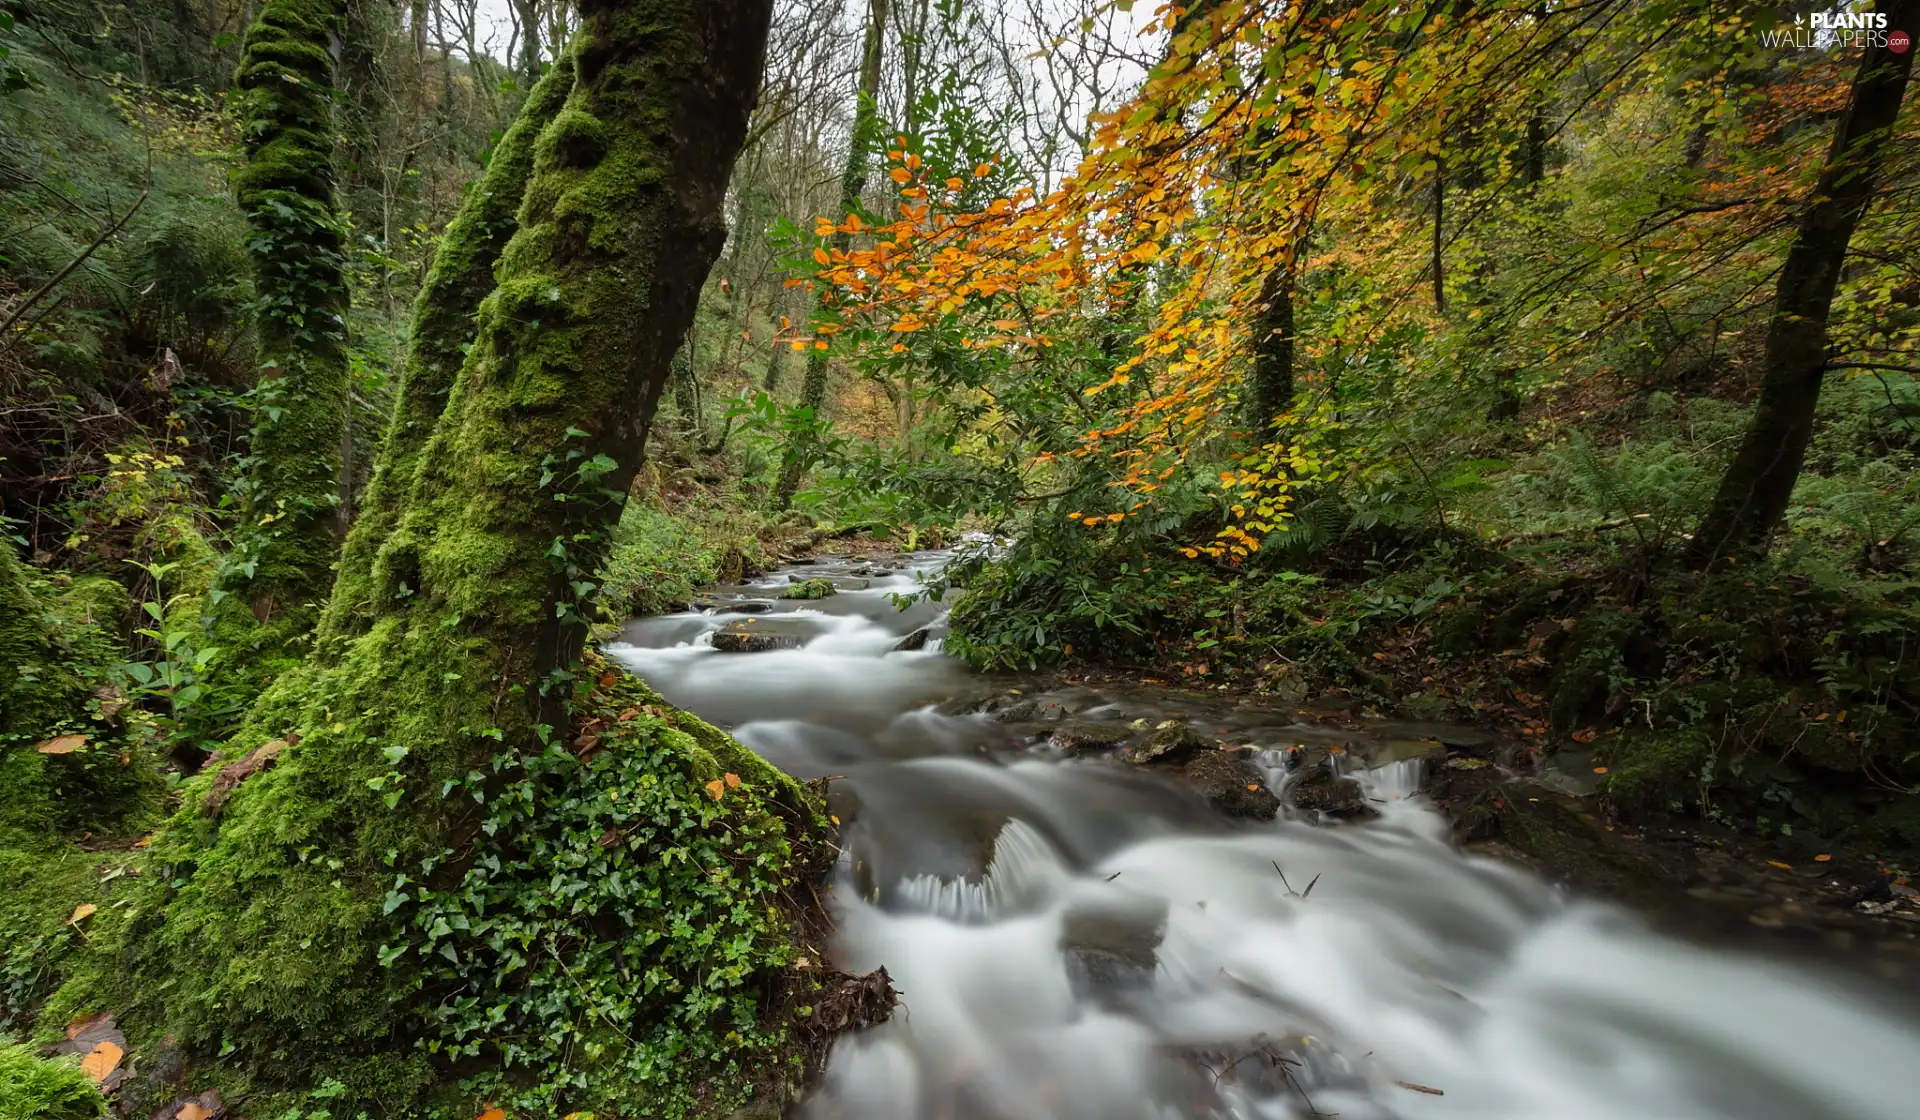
<box><xmin>606</xmin><ymin>551</ymin><xmax>1920</xmax><ymax>1120</ymax></box>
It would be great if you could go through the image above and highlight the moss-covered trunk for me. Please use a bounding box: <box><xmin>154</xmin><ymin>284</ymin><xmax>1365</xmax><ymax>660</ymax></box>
<box><xmin>216</xmin><ymin>0</ymin><xmax>352</xmax><ymax>642</ymax></box>
<box><xmin>58</xmin><ymin>4</ymin><xmax>826</xmax><ymax>1116</ymax></box>
<box><xmin>317</xmin><ymin>52</ymin><xmax>576</xmax><ymax>655</ymax></box>
<box><xmin>772</xmin><ymin>0</ymin><xmax>888</xmax><ymax>510</ymax></box>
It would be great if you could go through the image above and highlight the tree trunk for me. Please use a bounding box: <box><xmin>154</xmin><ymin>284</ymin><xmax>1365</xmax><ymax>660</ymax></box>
<box><xmin>1489</xmin><ymin>102</ymin><xmax>1548</xmax><ymax>423</ymax></box>
<box><xmin>1688</xmin><ymin>13</ymin><xmax>1913</xmax><ymax>566</ymax></box>
<box><xmin>773</xmin><ymin>0</ymin><xmax>888</xmax><ymax>509</ymax></box>
<box><xmin>212</xmin><ymin>0</ymin><xmax>352</xmax><ymax>654</ymax></box>
<box><xmin>317</xmin><ymin>51</ymin><xmax>576</xmax><ymax>655</ymax></box>
<box><xmin>512</xmin><ymin>0</ymin><xmax>541</xmax><ymax>80</ymax></box>
<box><xmin>117</xmin><ymin>3</ymin><xmax>813</xmax><ymax>1101</ymax></box>
<box><xmin>1244</xmin><ymin>259</ymin><xmax>1295</xmax><ymax>441</ymax></box>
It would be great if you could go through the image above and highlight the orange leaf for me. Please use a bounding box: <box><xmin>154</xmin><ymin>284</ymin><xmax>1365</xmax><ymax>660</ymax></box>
<box><xmin>477</xmin><ymin>1109</ymin><xmax>507</xmax><ymax>1120</ymax></box>
<box><xmin>36</xmin><ymin>734</ymin><xmax>87</xmax><ymax>755</ymax></box>
<box><xmin>70</xmin><ymin>903</ymin><xmax>97</xmax><ymax>924</ymax></box>
<box><xmin>80</xmin><ymin>1040</ymin><xmax>123</xmax><ymax>1083</ymax></box>
<box><xmin>945</xmin><ymin>177</ymin><xmax>965</xmax><ymax>190</ymax></box>
<box><xmin>889</xmin><ymin>167</ymin><xmax>912</xmax><ymax>183</ymax></box>
<box><xmin>811</xmin><ymin>247</ymin><xmax>831</xmax><ymax>266</ymax></box>
<box><xmin>705</xmin><ymin>779</ymin><xmax>725</xmax><ymax>800</ymax></box>
<box><xmin>1570</xmin><ymin>728</ymin><xmax>1598</xmax><ymax>743</ymax></box>
<box><xmin>1591</xmin><ymin>766</ymin><xmax>1608</xmax><ymax>774</ymax></box>
<box><xmin>1766</xmin><ymin>860</ymin><xmax>1793</xmax><ymax>870</ymax></box>
<box><xmin>1814</xmin><ymin>853</ymin><xmax>1832</xmax><ymax>862</ymax></box>
<box><xmin>179</xmin><ymin>1105</ymin><xmax>212</xmax><ymax>1120</ymax></box>
<box><xmin>724</xmin><ymin>773</ymin><xmax>741</xmax><ymax>788</ymax></box>
<box><xmin>974</xmin><ymin>162</ymin><xmax>993</xmax><ymax>177</ymax></box>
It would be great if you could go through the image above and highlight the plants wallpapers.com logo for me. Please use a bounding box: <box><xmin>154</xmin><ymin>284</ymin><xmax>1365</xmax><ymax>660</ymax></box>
<box><xmin>1757</xmin><ymin>8</ymin><xmax>1911</xmax><ymax>52</ymax></box>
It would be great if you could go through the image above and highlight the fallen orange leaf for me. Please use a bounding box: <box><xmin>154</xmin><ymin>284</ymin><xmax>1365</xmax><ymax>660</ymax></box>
<box><xmin>1570</xmin><ymin>728</ymin><xmax>1598</xmax><ymax>743</ymax></box>
<box><xmin>724</xmin><ymin>772</ymin><xmax>741</xmax><ymax>788</ymax></box>
<box><xmin>1591</xmin><ymin>766</ymin><xmax>1609</xmax><ymax>774</ymax></box>
<box><xmin>477</xmin><ymin>1109</ymin><xmax>507</xmax><ymax>1120</ymax></box>
<box><xmin>705</xmin><ymin>780</ymin><xmax>725</xmax><ymax>800</ymax></box>
<box><xmin>80</xmin><ymin>1040</ymin><xmax>122</xmax><ymax>1083</ymax></box>
<box><xmin>1766</xmin><ymin>860</ymin><xmax>1793</xmax><ymax>870</ymax></box>
<box><xmin>36</xmin><ymin>734</ymin><xmax>87</xmax><ymax>755</ymax></box>
<box><xmin>1814</xmin><ymin>853</ymin><xmax>1833</xmax><ymax>862</ymax></box>
<box><xmin>179</xmin><ymin>1104</ymin><xmax>211</xmax><ymax>1120</ymax></box>
<box><xmin>70</xmin><ymin>903</ymin><xmax>97</xmax><ymax>924</ymax></box>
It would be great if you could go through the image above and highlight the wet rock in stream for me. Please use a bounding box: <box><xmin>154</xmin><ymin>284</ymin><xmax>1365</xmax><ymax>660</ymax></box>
<box><xmin>710</xmin><ymin>618</ymin><xmax>815</xmax><ymax>652</ymax></box>
<box><xmin>891</xmin><ymin>627</ymin><xmax>931</xmax><ymax>652</ymax></box>
<box><xmin>1122</xmin><ymin>723</ymin><xmax>1280</xmax><ymax>821</ymax></box>
<box><xmin>1061</xmin><ymin>895</ymin><xmax>1168</xmax><ymax>1000</ymax></box>
<box><xmin>1286</xmin><ymin>759</ymin><xmax>1378</xmax><ymax>820</ymax></box>
<box><xmin>1048</xmin><ymin>720</ymin><xmax>1132</xmax><ymax>753</ymax></box>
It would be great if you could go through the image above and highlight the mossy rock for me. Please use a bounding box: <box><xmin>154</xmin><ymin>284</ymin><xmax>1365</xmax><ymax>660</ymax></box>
<box><xmin>1594</xmin><ymin>729</ymin><xmax>1713</xmax><ymax>810</ymax></box>
<box><xmin>781</xmin><ymin>578</ymin><xmax>836</xmax><ymax>600</ymax></box>
<box><xmin>0</xmin><ymin>1043</ymin><xmax>104</xmax><ymax>1120</ymax></box>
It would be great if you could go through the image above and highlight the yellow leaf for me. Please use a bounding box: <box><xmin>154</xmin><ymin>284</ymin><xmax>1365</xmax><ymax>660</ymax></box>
<box><xmin>81</xmin><ymin>1040</ymin><xmax>122</xmax><ymax>1083</ymax></box>
<box><xmin>36</xmin><ymin>734</ymin><xmax>87</xmax><ymax>755</ymax></box>
<box><xmin>705</xmin><ymin>780</ymin><xmax>725</xmax><ymax>800</ymax></box>
<box><xmin>70</xmin><ymin>903</ymin><xmax>97</xmax><ymax>924</ymax></box>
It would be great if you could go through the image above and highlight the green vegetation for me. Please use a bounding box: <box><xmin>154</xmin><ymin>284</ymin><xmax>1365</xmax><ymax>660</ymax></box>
<box><xmin>4</xmin><ymin>0</ymin><xmax>1918</xmax><ymax>1112</ymax></box>
<box><xmin>0</xmin><ymin>1043</ymin><xmax>104</xmax><ymax>1120</ymax></box>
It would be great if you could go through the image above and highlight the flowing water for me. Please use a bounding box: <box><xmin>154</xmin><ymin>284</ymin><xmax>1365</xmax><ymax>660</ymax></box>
<box><xmin>606</xmin><ymin>551</ymin><xmax>1920</xmax><ymax>1120</ymax></box>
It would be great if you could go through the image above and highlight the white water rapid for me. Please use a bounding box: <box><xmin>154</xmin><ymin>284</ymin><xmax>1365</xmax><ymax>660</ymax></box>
<box><xmin>606</xmin><ymin>551</ymin><xmax>1919</xmax><ymax>1120</ymax></box>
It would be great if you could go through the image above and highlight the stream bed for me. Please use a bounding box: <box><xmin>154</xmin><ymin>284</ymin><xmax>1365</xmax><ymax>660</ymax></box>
<box><xmin>607</xmin><ymin>551</ymin><xmax>1920</xmax><ymax>1120</ymax></box>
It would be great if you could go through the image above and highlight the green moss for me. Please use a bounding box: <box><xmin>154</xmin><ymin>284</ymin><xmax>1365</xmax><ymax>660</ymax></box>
<box><xmin>60</xmin><ymin>3</ymin><xmax>809</xmax><ymax>1111</ymax></box>
<box><xmin>782</xmin><ymin>578</ymin><xmax>835</xmax><ymax>601</ymax></box>
<box><xmin>1594</xmin><ymin>729</ymin><xmax>1714</xmax><ymax>809</ymax></box>
<box><xmin>319</xmin><ymin>52</ymin><xmax>578</xmax><ymax>656</ymax></box>
<box><xmin>0</xmin><ymin>1043</ymin><xmax>104</xmax><ymax>1120</ymax></box>
<box><xmin>213</xmin><ymin>0</ymin><xmax>352</xmax><ymax>659</ymax></box>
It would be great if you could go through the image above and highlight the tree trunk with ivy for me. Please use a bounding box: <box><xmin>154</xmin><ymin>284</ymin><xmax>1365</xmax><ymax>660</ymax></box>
<box><xmin>213</xmin><ymin>0</ymin><xmax>353</xmax><ymax>652</ymax></box>
<box><xmin>772</xmin><ymin>0</ymin><xmax>888</xmax><ymax>509</ymax></box>
<box><xmin>47</xmin><ymin>4</ymin><xmax>860</xmax><ymax>1116</ymax></box>
<box><xmin>1688</xmin><ymin>15</ymin><xmax>1913</xmax><ymax>566</ymax></box>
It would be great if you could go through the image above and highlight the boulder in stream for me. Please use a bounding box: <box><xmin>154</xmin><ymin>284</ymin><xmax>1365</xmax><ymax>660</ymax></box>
<box><xmin>1180</xmin><ymin>749</ymin><xmax>1280</xmax><ymax>820</ymax></box>
<box><xmin>1287</xmin><ymin>759</ymin><xmax>1378</xmax><ymax>820</ymax></box>
<box><xmin>782</xmin><ymin>577</ymin><xmax>837</xmax><ymax>600</ymax></box>
<box><xmin>1048</xmin><ymin>721</ymin><xmax>1131</xmax><ymax>753</ymax></box>
<box><xmin>710</xmin><ymin>619</ymin><xmax>813</xmax><ymax>652</ymax></box>
<box><xmin>891</xmin><ymin>627</ymin><xmax>931</xmax><ymax>652</ymax></box>
<box><xmin>1127</xmin><ymin>722</ymin><xmax>1213</xmax><ymax>765</ymax></box>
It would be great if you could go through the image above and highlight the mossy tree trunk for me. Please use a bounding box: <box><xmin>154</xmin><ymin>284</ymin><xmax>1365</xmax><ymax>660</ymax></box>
<box><xmin>772</xmin><ymin>0</ymin><xmax>888</xmax><ymax>510</ymax></box>
<box><xmin>217</xmin><ymin>0</ymin><xmax>353</xmax><ymax>637</ymax></box>
<box><xmin>1688</xmin><ymin>15</ymin><xmax>1913</xmax><ymax>565</ymax></box>
<box><xmin>98</xmin><ymin>3</ymin><xmax>819</xmax><ymax>1111</ymax></box>
<box><xmin>316</xmin><ymin>52</ymin><xmax>577</xmax><ymax>656</ymax></box>
<box><xmin>1244</xmin><ymin>258</ymin><xmax>1295</xmax><ymax>442</ymax></box>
